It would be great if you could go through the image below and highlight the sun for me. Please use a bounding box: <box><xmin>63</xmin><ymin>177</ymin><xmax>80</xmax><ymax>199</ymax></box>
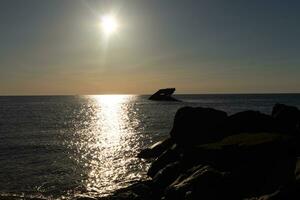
<box><xmin>101</xmin><ymin>15</ymin><xmax>119</xmax><ymax>35</ymax></box>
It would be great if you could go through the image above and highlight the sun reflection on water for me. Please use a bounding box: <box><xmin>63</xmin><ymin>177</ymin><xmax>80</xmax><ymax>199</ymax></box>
<box><xmin>68</xmin><ymin>95</ymin><xmax>148</xmax><ymax>196</ymax></box>
<box><xmin>93</xmin><ymin>95</ymin><xmax>128</xmax><ymax>147</ymax></box>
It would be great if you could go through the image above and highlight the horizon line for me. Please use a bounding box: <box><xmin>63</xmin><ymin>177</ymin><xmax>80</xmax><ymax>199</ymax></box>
<box><xmin>1</xmin><ymin>92</ymin><xmax>300</xmax><ymax>97</ymax></box>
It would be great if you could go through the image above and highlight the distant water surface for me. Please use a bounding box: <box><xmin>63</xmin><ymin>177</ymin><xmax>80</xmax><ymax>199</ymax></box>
<box><xmin>1</xmin><ymin>94</ymin><xmax>300</xmax><ymax>199</ymax></box>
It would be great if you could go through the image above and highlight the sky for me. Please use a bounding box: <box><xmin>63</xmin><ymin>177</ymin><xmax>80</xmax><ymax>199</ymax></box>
<box><xmin>0</xmin><ymin>0</ymin><xmax>300</xmax><ymax>95</ymax></box>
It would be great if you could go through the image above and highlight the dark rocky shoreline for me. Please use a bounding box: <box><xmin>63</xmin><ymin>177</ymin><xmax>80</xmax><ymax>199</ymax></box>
<box><xmin>95</xmin><ymin>103</ymin><xmax>300</xmax><ymax>200</ymax></box>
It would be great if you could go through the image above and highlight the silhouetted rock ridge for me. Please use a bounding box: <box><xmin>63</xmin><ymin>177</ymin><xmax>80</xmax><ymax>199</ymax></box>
<box><xmin>95</xmin><ymin>103</ymin><xmax>300</xmax><ymax>200</ymax></box>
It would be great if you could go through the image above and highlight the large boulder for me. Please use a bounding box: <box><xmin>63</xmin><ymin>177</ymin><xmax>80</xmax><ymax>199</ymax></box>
<box><xmin>226</xmin><ymin>111</ymin><xmax>276</xmax><ymax>134</ymax></box>
<box><xmin>147</xmin><ymin>144</ymin><xmax>180</xmax><ymax>178</ymax></box>
<box><xmin>245</xmin><ymin>184</ymin><xmax>300</xmax><ymax>200</ymax></box>
<box><xmin>170</xmin><ymin>106</ymin><xmax>228</xmax><ymax>147</ymax></box>
<box><xmin>296</xmin><ymin>157</ymin><xmax>300</xmax><ymax>181</ymax></box>
<box><xmin>272</xmin><ymin>103</ymin><xmax>300</xmax><ymax>133</ymax></box>
<box><xmin>152</xmin><ymin>161</ymin><xmax>181</xmax><ymax>194</ymax></box>
<box><xmin>164</xmin><ymin>165</ymin><xmax>229</xmax><ymax>200</ymax></box>
<box><xmin>250</xmin><ymin>158</ymin><xmax>300</xmax><ymax>200</ymax></box>
<box><xmin>137</xmin><ymin>137</ymin><xmax>174</xmax><ymax>159</ymax></box>
<box><xmin>180</xmin><ymin>133</ymin><xmax>297</xmax><ymax>198</ymax></box>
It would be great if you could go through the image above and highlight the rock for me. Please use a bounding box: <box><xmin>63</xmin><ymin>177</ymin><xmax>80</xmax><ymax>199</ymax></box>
<box><xmin>180</xmin><ymin>133</ymin><xmax>297</xmax><ymax>198</ymax></box>
<box><xmin>76</xmin><ymin>197</ymin><xmax>97</xmax><ymax>200</ymax></box>
<box><xmin>98</xmin><ymin>181</ymin><xmax>153</xmax><ymax>200</ymax></box>
<box><xmin>164</xmin><ymin>165</ymin><xmax>229</xmax><ymax>200</ymax></box>
<box><xmin>102</xmin><ymin>192</ymin><xmax>140</xmax><ymax>200</ymax></box>
<box><xmin>152</xmin><ymin>161</ymin><xmax>181</xmax><ymax>194</ymax></box>
<box><xmin>170</xmin><ymin>106</ymin><xmax>228</xmax><ymax>147</ymax></box>
<box><xmin>227</xmin><ymin>134</ymin><xmax>296</xmax><ymax>197</ymax></box>
<box><xmin>101</xmin><ymin>105</ymin><xmax>300</xmax><ymax>200</ymax></box>
<box><xmin>245</xmin><ymin>185</ymin><xmax>300</xmax><ymax>200</ymax></box>
<box><xmin>149</xmin><ymin>88</ymin><xmax>180</xmax><ymax>101</ymax></box>
<box><xmin>147</xmin><ymin>144</ymin><xmax>180</xmax><ymax>178</ymax></box>
<box><xmin>137</xmin><ymin>137</ymin><xmax>174</xmax><ymax>159</ymax></box>
<box><xmin>244</xmin><ymin>190</ymin><xmax>281</xmax><ymax>200</ymax></box>
<box><xmin>227</xmin><ymin>110</ymin><xmax>276</xmax><ymax>134</ymax></box>
<box><xmin>295</xmin><ymin>157</ymin><xmax>300</xmax><ymax>181</ymax></box>
<box><xmin>272</xmin><ymin>103</ymin><xmax>300</xmax><ymax>133</ymax></box>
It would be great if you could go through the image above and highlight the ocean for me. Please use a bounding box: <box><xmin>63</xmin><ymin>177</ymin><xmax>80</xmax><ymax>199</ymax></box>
<box><xmin>1</xmin><ymin>94</ymin><xmax>300</xmax><ymax>199</ymax></box>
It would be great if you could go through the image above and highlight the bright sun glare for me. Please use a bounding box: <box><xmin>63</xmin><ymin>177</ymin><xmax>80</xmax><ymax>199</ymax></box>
<box><xmin>101</xmin><ymin>15</ymin><xmax>118</xmax><ymax>35</ymax></box>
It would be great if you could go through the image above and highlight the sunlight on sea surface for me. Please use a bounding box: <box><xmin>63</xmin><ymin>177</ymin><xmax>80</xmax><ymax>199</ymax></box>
<box><xmin>66</xmin><ymin>95</ymin><xmax>148</xmax><ymax>196</ymax></box>
<box><xmin>2</xmin><ymin>94</ymin><xmax>300</xmax><ymax>199</ymax></box>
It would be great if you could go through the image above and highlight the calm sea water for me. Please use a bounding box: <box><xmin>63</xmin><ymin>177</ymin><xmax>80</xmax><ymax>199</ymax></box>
<box><xmin>1</xmin><ymin>94</ymin><xmax>300</xmax><ymax>199</ymax></box>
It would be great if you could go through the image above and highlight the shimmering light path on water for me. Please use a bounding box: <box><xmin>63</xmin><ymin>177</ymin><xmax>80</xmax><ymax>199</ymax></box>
<box><xmin>66</xmin><ymin>95</ymin><xmax>148</xmax><ymax>196</ymax></box>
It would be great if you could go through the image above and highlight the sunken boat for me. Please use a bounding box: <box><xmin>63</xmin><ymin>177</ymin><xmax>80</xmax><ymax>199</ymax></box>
<box><xmin>149</xmin><ymin>88</ymin><xmax>180</xmax><ymax>101</ymax></box>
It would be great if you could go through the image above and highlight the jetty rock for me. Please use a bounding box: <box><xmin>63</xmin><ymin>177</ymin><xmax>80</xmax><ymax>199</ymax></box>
<box><xmin>101</xmin><ymin>103</ymin><xmax>300</xmax><ymax>200</ymax></box>
<box><xmin>170</xmin><ymin>106</ymin><xmax>228</xmax><ymax>147</ymax></box>
<box><xmin>137</xmin><ymin>137</ymin><xmax>174</xmax><ymax>159</ymax></box>
<box><xmin>149</xmin><ymin>88</ymin><xmax>180</xmax><ymax>101</ymax></box>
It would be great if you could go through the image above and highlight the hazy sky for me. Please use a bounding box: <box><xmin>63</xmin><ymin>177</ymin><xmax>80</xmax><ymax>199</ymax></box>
<box><xmin>1</xmin><ymin>0</ymin><xmax>300</xmax><ymax>95</ymax></box>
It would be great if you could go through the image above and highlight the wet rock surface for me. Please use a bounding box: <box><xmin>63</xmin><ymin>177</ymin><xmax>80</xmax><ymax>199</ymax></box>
<box><xmin>137</xmin><ymin>138</ymin><xmax>174</xmax><ymax>159</ymax></box>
